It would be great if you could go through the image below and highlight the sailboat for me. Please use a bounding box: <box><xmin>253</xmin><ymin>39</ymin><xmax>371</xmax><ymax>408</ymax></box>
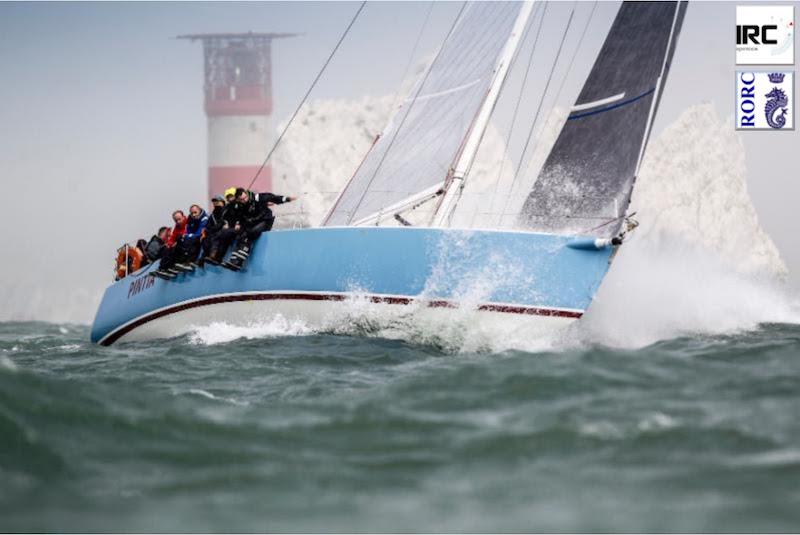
<box><xmin>91</xmin><ymin>1</ymin><xmax>687</xmax><ymax>346</ymax></box>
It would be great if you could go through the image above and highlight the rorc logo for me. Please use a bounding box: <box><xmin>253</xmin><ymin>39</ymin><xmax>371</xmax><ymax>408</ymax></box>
<box><xmin>736</xmin><ymin>71</ymin><xmax>794</xmax><ymax>130</ymax></box>
<box><xmin>736</xmin><ymin>5</ymin><xmax>794</xmax><ymax>65</ymax></box>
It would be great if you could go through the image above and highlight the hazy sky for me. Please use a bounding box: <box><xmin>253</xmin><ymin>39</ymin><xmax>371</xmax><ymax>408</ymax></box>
<box><xmin>0</xmin><ymin>1</ymin><xmax>798</xmax><ymax>321</ymax></box>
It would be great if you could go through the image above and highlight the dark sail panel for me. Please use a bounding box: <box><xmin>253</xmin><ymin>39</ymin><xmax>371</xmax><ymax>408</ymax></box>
<box><xmin>518</xmin><ymin>1</ymin><xmax>687</xmax><ymax>238</ymax></box>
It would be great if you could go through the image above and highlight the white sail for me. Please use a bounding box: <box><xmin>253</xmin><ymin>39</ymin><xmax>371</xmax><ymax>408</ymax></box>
<box><xmin>324</xmin><ymin>2</ymin><xmax>523</xmax><ymax>227</ymax></box>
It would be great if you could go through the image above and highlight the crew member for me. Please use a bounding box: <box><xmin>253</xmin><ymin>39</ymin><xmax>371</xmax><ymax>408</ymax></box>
<box><xmin>228</xmin><ymin>188</ymin><xmax>296</xmax><ymax>268</ymax></box>
<box><xmin>174</xmin><ymin>204</ymin><xmax>209</xmax><ymax>270</ymax></box>
<box><xmin>145</xmin><ymin>227</ymin><xmax>170</xmax><ymax>263</ymax></box>
<box><xmin>200</xmin><ymin>196</ymin><xmax>227</xmax><ymax>265</ymax></box>
<box><xmin>136</xmin><ymin>239</ymin><xmax>150</xmax><ymax>268</ymax></box>
<box><xmin>203</xmin><ymin>191</ymin><xmax>243</xmax><ymax>265</ymax></box>
<box><xmin>154</xmin><ymin>210</ymin><xmax>187</xmax><ymax>278</ymax></box>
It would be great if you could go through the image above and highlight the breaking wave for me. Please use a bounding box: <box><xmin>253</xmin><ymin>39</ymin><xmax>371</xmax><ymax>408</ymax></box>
<box><xmin>189</xmin><ymin>316</ymin><xmax>314</xmax><ymax>346</ymax></box>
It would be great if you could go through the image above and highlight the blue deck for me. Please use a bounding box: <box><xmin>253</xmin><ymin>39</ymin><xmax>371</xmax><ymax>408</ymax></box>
<box><xmin>91</xmin><ymin>227</ymin><xmax>614</xmax><ymax>344</ymax></box>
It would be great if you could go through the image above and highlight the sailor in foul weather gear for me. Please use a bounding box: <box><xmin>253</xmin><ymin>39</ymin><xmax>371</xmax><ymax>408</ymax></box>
<box><xmin>136</xmin><ymin>239</ymin><xmax>150</xmax><ymax>268</ymax></box>
<box><xmin>144</xmin><ymin>227</ymin><xmax>170</xmax><ymax>263</ymax></box>
<box><xmin>226</xmin><ymin>188</ymin><xmax>295</xmax><ymax>270</ymax></box>
<box><xmin>203</xmin><ymin>195</ymin><xmax>242</xmax><ymax>266</ymax></box>
<box><xmin>173</xmin><ymin>204</ymin><xmax>209</xmax><ymax>271</ymax></box>
<box><xmin>199</xmin><ymin>196</ymin><xmax>227</xmax><ymax>265</ymax></box>
<box><xmin>153</xmin><ymin>210</ymin><xmax>187</xmax><ymax>279</ymax></box>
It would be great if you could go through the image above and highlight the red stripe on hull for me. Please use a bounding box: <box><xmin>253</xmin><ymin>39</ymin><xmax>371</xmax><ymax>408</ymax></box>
<box><xmin>208</xmin><ymin>166</ymin><xmax>272</xmax><ymax>200</ymax></box>
<box><xmin>99</xmin><ymin>292</ymin><xmax>583</xmax><ymax>346</ymax></box>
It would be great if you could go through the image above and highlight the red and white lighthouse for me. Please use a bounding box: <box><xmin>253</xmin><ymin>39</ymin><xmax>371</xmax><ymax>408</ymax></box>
<box><xmin>179</xmin><ymin>32</ymin><xmax>294</xmax><ymax>199</ymax></box>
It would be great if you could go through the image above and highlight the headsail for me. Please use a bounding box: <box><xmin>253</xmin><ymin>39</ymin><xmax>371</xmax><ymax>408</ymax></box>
<box><xmin>324</xmin><ymin>2</ymin><xmax>524</xmax><ymax>227</ymax></box>
<box><xmin>518</xmin><ymin>1</ymin><xmax>687</xmax><ymax>238</ymax></box>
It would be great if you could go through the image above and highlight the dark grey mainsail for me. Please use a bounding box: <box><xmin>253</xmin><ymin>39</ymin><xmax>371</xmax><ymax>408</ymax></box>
<box><xmin>518</xmin><ymin>1</ymin><xmax>687</xmax><ymax>238</ymax></box>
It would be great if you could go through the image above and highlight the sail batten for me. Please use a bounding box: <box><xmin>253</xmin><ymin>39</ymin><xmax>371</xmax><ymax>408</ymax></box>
<box><xmin>518</xmin><ymin>1</ymin><xmax>688</xmax><ymax>238</ymax></box>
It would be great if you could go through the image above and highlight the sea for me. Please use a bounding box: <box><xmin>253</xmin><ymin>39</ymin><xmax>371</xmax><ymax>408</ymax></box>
<box><xmin>2</xmin><ymin>310</ymin><xmax>800</xmax><ymax>533</ymax></box>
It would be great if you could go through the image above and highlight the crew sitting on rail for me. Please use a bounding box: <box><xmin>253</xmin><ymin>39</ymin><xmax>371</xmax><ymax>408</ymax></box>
<box><xmin>144</xmin><ymin>227</ymin><xmax>170</xmax><ymax>263</ymax></box>
<box><xmin>199</xmin><ymin>196</ymin><xmax>227</xmax><ymax>267</ymax></box>
<box><xmin>153</xmin><ymin>210</ymin><xmax>187</xmax><ymax>279</ymax></box>
<box><xmin>136</xmin><ymin>239</ymin><xmax>150</xmax><ymax>268</ymax></box>
<box><xmin>225</xmin><ymin>188</ymin><xmax>296</xmax><ymax>270</ymax></box>
<box><xmin>172</xmin><ymin>204</ymin><xmax>209</xmax><ymax>272</ymax></box>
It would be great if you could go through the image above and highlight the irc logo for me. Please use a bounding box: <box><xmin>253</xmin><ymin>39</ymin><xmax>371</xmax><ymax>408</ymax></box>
<box><xmin>736</xmin><ymin>71</ymin><xmax>794</xmax><ymax>130</ymax></box>
<box><xmin>736</xmin><ymin>5</ymin><xmax>794</xmax><ymax>65</ymax></box>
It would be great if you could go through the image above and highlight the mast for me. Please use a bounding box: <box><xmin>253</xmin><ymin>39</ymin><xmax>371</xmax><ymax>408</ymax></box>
<box><xmin>431</xmin><ymin>1</ymin><xmax>535</xmax><ymax>227</ymax></box>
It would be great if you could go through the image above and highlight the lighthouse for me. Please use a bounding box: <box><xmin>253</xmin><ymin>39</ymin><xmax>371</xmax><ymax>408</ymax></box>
<box><xmin>178</xmin><ymin>32</ymin><xmax>294</xmax><ymax>199</ymax></box>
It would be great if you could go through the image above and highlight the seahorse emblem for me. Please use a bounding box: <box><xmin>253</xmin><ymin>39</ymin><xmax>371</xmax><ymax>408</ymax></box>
<box><xmin>764</xmin><ymin>87</ymin><xmax>789</xmax><ymax>129</ymax></box>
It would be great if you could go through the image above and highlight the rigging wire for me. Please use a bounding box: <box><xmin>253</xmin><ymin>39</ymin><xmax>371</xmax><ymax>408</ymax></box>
<box><xmin>498</xmin><ymin>1</ymin><xmax>597</xmax><ymax>225</ymax></box>
<box><xmin>324</xmin><ymin>2</ymin><xmax>434</xmax><ymax>226</ymax></box>
<box><xmin>246</xmin><ymin>1</ymin><xmax>367</xmax><ymax>191</ymax></box>
<box><xmin>346</xmin><ymin>1</ymin><xmax>468</xmax><ymax>224</ymax></box>
<box><xmin>388</xmin><ymin>1</ymin><xmax>436</xmax><ymax>115</ymax></box>
<box><xmin>499</xmin><ymin>4</ymin><xmax>575</xmax><ymax>220</ymax></box>
<box><xmin>550</xmin><ymin>1</ymin><xmax>598</xmax><ymax>109</ymax></box>
<box><xmin>478</xmin><ymin>2</ymin><xmax>548</xmax><ymax>227</ymax></box>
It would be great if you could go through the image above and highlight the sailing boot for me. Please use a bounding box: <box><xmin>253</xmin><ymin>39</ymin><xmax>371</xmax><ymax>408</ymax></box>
<box><xmin>152</xmin><ymin>270</ymin><xmax>175</xmax><ymax>281</ymax></box>
<box><xmin>222</xmin><ymin>255</ymin><xmax>244</xmax><ymax>272</ymax></box>
<box><xmin>230</xmin><ymin>245</ymin><xmax>251</xmax><ymax>261</ymax></box>
<box><xmin>203</xmin><ymin>248</ymin><xmax>222</xmax><ymax>266</ymax></box>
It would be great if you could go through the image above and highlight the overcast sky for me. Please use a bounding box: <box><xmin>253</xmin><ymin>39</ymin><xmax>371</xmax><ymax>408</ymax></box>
<box><xmin>0</xmin><ymin>1</ymin><xmax>798</xmax><ymax>322</ymax></box>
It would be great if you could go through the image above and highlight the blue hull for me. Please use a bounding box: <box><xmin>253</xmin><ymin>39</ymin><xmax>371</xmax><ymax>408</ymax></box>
<box><xmin>91</xmin><ymin>227</ymin><xmax>613</xmax><ymax>345</ymax></box>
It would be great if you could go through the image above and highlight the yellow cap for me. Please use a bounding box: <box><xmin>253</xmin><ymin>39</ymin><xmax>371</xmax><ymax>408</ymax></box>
<box><xmin>224</xmin><ymin>187</ymin><xmax>237</xmax><ymax>198</ymax></box>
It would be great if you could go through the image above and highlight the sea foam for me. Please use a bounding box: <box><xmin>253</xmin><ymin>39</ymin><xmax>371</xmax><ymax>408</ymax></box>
<box><xmin>189</xmin><ymin>316</ymin><xmax>313</xmax><ymax>346</ymax></box>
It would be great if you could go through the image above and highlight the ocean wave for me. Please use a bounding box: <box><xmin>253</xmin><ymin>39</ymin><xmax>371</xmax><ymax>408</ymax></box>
<box><xmin>188</xmin><ymin>316</ymin><xmax>314</xmax><ymax>346</ymax></box>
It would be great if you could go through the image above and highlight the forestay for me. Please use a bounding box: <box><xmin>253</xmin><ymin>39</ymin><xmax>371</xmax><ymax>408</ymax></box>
<box><xmin>518</xmin><ymin>1</ymin><xmax>687</xmax><ymax>238</ymax></box>
<box><xmin>324</xmin><ymin>2</ymin><xmax>523</xmax><ymax>226</ymax></box>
